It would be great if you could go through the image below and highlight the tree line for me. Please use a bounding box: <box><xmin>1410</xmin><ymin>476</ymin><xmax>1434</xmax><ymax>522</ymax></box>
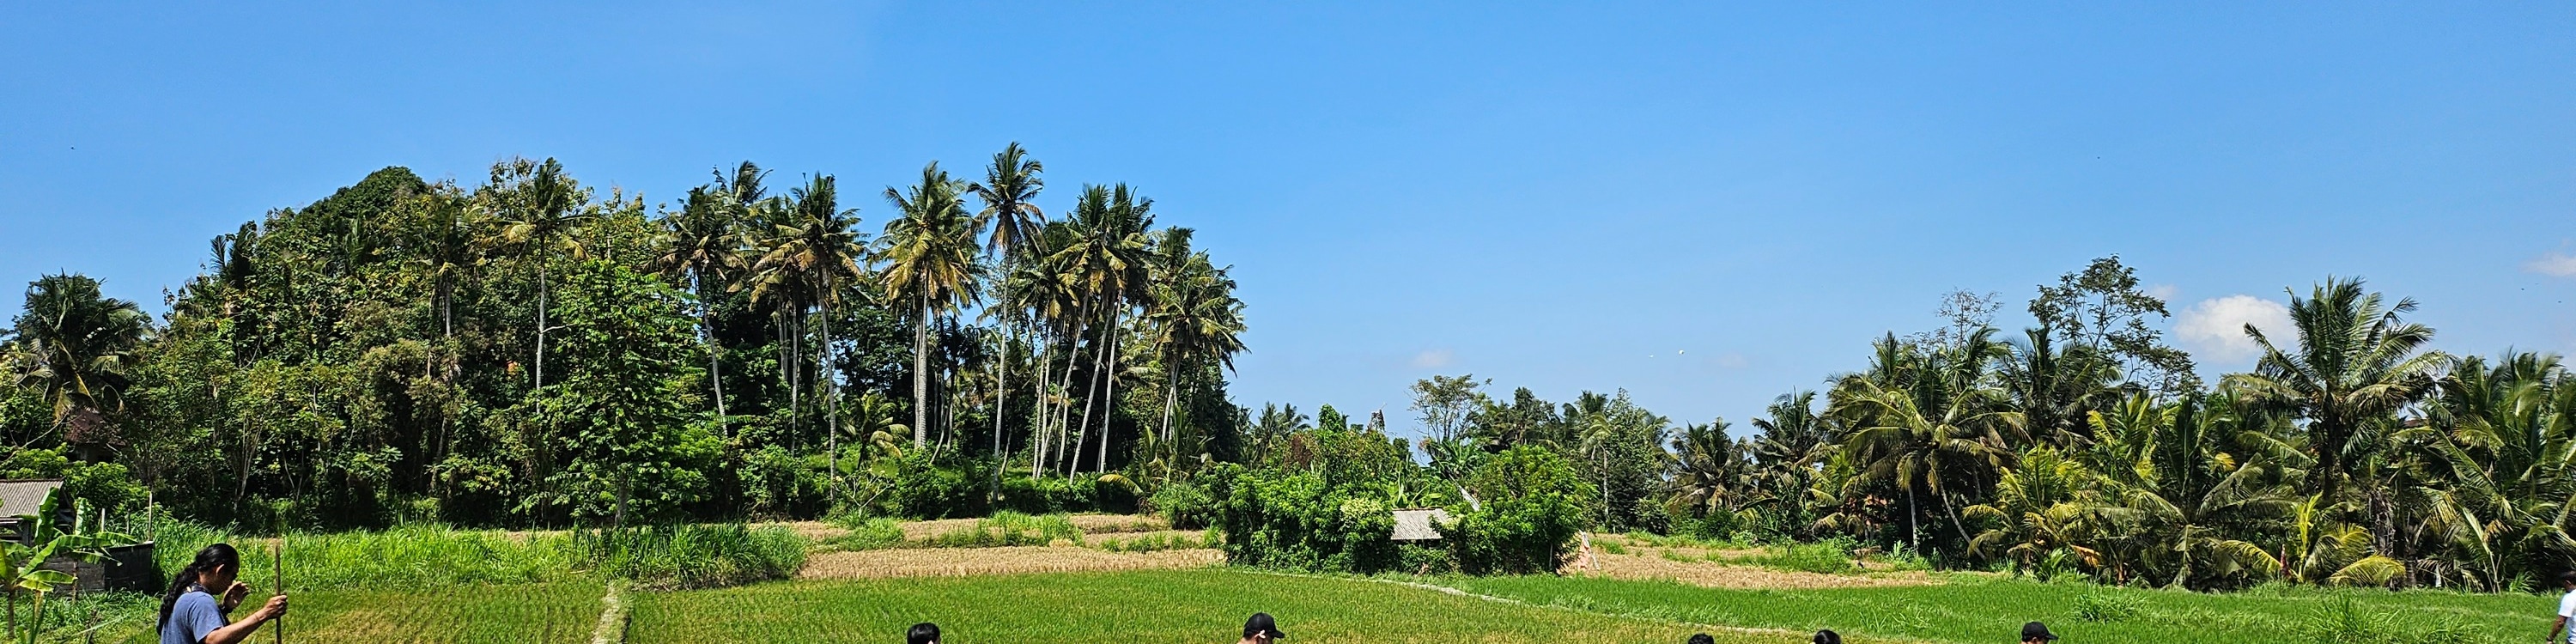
<box><xmin>1388</xmin><ymin>258</ymin><xmax>2574</xmax><ymax>592</ymax></box>
<box><xmin>0</xmin><ymin>144</ymin><xmax>1246</xmax><ymax>529</ymax></box>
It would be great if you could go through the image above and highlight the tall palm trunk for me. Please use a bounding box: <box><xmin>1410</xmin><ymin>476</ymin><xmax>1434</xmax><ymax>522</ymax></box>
<box><xmin>1160</xmin><ymin>361</ymin><xmax>1180</xmax><ymax>453</ymax></box>
<box><xmin>993</xmin><ymin>328</ymin><xmax>1010</xmax><ymax>495</ymax></box>
<box><xmin>913</xmin><ymin>292</ymin><xmax>931</xmax><ymax>449</ymax></box>
<box><xmin>1030</xmin><ymin>331</ymin><xmax>1050</xmax><ymax>477</ymax></box>
<box><xmin>1057</xmin><ymin>303</ymin><xmax>1091</xmax><ymax>477</ymax></box>
<box><xmin>823</xmin><ymin>276</ymin><xmax>840</xmax><ymax>503</ymax></box>
<box><xmin>1097</xmin><ymin>307</ymin><xmax>1125</xmax><ymax>474</ymax></box>
<box><xmin>536</xmin><ymin>263</ymin><xmax>549</xmax><ymax>394</ymax></box>
<box><xmin>698</xmin><ymin>272</ymin><xmax>727</xmax><ymax>427</ymax></box>
<box><xmin>1075</xmin><ymin>307</ymin><xmax>1110</xmax><ymax>478</ymax></box>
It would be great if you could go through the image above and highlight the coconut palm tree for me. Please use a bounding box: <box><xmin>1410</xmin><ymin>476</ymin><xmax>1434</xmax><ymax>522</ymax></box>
<box><xmin>879</xmin><ymin>162</ymin><xmax>987</xmax><ymax>449</ymax></box>
<box><xmin>7</xmin><ymin>274</ymin><xmax>149</xmax><ymax>448</ymax></box>
<box><xmin>653</xmin><ymin>185</ymin><xmax>748</xmax><ymax>423</ymax></box>
<box><xmin>1830</xmin><ymin>330</ymin><xmax>2016</xmax><ymax>553</ymax></box>
<box><xmin>751</xmin><ymin>175</ymin><xmax>867</xmax><ymax>490</ymax></box>
<box><xmin>968</xmin><ymin>143</ymin><xmax>1044</xmax><ymax>488</ymax></box>
<box><xmin>1054</xmin><ymin>185</ymin><xmax>1154</xmax><ymax>473</ymax></box>
<box><xmin>1145</xmin><ymin>228</ymin><xmax>1247</xmax><ymax>458</ymax></box>
<box><xmin>2225</xmin><ymin>277</ymin><xmax>2445</xmax><ymax>505</ymax></box>
<box><xmin>480</xmin><ymin>158</ymin><xmax>589</xmax><ymax>397</ymax></box>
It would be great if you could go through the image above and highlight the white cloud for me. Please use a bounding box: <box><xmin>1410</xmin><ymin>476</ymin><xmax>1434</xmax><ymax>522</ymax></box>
<box><xmin>2526</xmin><ymin>252</ymin><xmax>2576</xmax><ymax>278</ymax></box>
<box><xmin>1410</xmin><ymin>349</ymin><xmax>1455</xmax><ymax>369</ymax></box>
<box><xmin>2148</xmin><ymin>284</ymin><xmax>2179</xmax><ymax>301</ymax></box>
<box><xmin>2174</xmin><ymin>295</ymin><xmax>2293</xmax><ymax>362</ymax></box>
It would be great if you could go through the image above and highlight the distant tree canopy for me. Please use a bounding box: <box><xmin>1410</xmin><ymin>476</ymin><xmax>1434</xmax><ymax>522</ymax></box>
<box><xmin>0</xmin><ymin>149</ymin><xmax>1249</xmax><ymax>530</ymax></box>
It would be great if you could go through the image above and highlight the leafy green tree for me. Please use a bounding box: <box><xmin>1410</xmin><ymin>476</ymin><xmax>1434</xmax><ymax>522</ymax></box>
<box><xmin>527</xmin><ymin>260</ymin><xmax>716</xmax><ymax>526</ymax></box>
<box><xmin>2028</xmin><ymin>255</ymin><xmax>2198</xmax><ymax>395</ymax></box>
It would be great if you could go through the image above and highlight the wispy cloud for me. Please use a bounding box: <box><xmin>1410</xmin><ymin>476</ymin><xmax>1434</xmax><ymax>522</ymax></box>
<box><xmin>1410</xmin><ymin>349</ymin><xmax>1455</xmax><ymax>369</ymax></box>
<box><xmin>2174</xmin><ymin>295</ymin><xmax>2293</xmax><ymax>362</ymax></box>
<box><xmin>2525</xmin><ymin>252</ymin><xmax>2576</xmax><ymax>278</ymax></box>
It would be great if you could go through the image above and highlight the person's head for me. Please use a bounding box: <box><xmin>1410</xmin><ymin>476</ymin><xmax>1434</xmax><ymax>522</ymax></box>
<box><xmin>1688</xmin><ymin>635</ymin><xmax>1715</xmax><ymax>644</ymax></box>
<box><xmin>158</xmin><ymin>544</ymin><xmax>242</xmax><ymax>634</ymax></box>
<box><xmin>1813</xmin><ymin>629</ymin><xmax>1842</xmax><ymax>644</ymax></box>
<box><xmin>2020</xmin><ymin>621</ymin><xmax>2058</xmax><ymax>643</ymax></box>
<box><xmin>2559</xmin><ymin>570</ymin><xmax>2576</xmax><ymax>590</ymax></box>
<box><xmin>1242</xmin><ymin>612</ymin><xmax>1286</xmax><ymax>643</ymax></box>
<box><xmin>907</xmin><ymin>622</ymin><xmax>939</xmax><ymax>644</ymax></box>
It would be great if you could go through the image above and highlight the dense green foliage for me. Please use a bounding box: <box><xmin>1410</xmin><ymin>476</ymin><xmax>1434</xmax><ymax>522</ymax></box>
<box><xmin>1347</xmin><ymin>258</ymin><xmax>2576</xmax><ymax>592</ymax></box>
<box><xmin>0</xmin><ymin>147</ymin><xmax>1247</xmax><ymax>531</ymax></box>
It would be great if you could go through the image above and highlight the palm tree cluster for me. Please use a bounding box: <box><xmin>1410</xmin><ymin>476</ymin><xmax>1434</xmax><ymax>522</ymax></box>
<box><xmin>0</xmin><ymin>145</ymin><xmax>1245</xmax><ymax>528</ymax></box>
<box><xmin>1655</xmin><ymin>266</ymin><xmax>2576</xmax><ymax>592</ymax></box>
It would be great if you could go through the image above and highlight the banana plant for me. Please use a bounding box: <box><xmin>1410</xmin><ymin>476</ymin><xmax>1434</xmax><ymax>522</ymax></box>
<box><xmin>1</xmin><ymin>491</ymin><xmax>139</xmax><ymax>644</ymax></box>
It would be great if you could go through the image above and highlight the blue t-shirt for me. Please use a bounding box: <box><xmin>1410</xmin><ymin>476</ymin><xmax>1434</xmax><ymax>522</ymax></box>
<box><xmin>161</xmin><ymin>587</ymin><xmax>227</xmax><ymax>644</ymax></box>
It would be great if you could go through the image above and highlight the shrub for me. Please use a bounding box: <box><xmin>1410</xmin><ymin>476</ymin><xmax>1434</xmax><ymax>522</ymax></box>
<box><xmin>2072</xmin><ymin>591</ymin><xmax>2146</xmax><ymax>623</ymax></box>
<box><xmin>1096</xmin><ymin>532</ymin><xmax>1211</xmax><ymax>553</ymax></box>
<box><xmin>829</xmin><ymin>517</ymin><xmax>906</xmax><ymax>550</ymax></box>
<box><xmin>1</xmin><ymin>447</ymin><xmax>146</xmax><ymax>516</ymax></box>
<box><xmin>1147</xmin><ymin>480</ymin><xmax>1215</xmax><ymax>529</ymax></box>
<box><xmin>572</xmin><ymin>524</ymin><xmax>808</xmax><ymax>589</ymax></box>
<box><xmin>996</xmin><ymin>474</ymin><xmax>1100</xmax><ymax>514</ymax></box>
<box><xmin>1212</xmin><ymin>469</ymin><xmax>1399</xmax><ymax>573</ymax></box>
<box><xmin>924</xmin><ymin>511</ymin><xmax>1084</xmax><ymax>548</ymax></box>
<box><xmin>1450</xmin><ymin>447</ymin><xmax>1591</xmax><ymax>574</ymax></box>
<box><xmin>878</xmin><ymin>453</ymin><xmax>988</xmax><ymax>519</ymax></box>
<box><xmin>736</xmin><ymin>444</ymin><xmax>825</xmax><ymax>519</ymax></box>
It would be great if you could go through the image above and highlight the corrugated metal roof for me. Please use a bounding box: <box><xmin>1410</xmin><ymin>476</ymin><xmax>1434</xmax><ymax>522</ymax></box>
<box><xmin>0</xmin><ymin>480</ymin><xmax>63</xmax><ymax>519</ymax></box>
<box><xmin>1390</xmin><ymin>508</ymin><xmax>1453</xmax><ymax>541</ymax></box>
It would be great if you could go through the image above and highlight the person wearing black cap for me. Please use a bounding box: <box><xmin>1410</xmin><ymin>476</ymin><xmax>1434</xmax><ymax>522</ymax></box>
<box><xmin>1240</xmin><ymin>612</ymin><xmax>1286</xmax><ymax>644</ymax></box>
<box><xmin>2020</xmin><ymin>621</ymin><xmax>2058</xmax><ymax>643</ymax></box>
<box><xmin>907</xmin><ymin>623</ymin><xmax>939</xmax><ymax>644</ymax></box>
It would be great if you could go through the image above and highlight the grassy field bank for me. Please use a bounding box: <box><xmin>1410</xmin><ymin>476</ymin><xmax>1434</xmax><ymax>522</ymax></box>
<box><xmin>1450</xmin><ymin>574</ymin><xmax>2556</xmax><ymax>644</ymax></box>
<box><xmin>102</xmin><ymin>582</ymin><xmax>604</xmax><ymax>644</ymax></box>
<box><xmin>628</xmin><ymin>568</ymin><xmax>1767</xmax><ymax>644</ymax></box>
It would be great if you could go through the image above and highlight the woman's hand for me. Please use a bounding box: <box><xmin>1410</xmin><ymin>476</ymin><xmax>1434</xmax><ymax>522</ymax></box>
<box><xmin>221</xmin><ymin>582</ymin><xmax>251</xmax><ymax>612</ymax></box>
<box><xmin>254</xmin><ymin>593</ymin><xmax>289</xmax><ymax>623</ymax></box>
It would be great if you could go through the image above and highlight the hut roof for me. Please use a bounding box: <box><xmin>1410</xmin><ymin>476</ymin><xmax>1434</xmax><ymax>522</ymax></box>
<box><xmin>0</xmin><ymin>480</ymin><xmax>63</xmax><ymax>519</ymax></box>
<box><xmin>1390</xmin><ymin>508</ymin><xmax>1453</xmax><ymax>541</ymax></box>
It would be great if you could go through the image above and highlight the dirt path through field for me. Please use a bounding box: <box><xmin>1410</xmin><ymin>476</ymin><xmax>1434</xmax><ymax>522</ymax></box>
<box><xmin>801</xmin><ymin>545</ymin><xmax>1223</xmax><ymax>579</ymax></box>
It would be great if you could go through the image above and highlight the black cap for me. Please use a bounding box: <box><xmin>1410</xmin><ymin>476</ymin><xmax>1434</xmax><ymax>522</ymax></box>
<box><xmin>2021</xmin><ymin>622</ymin><xmax>2058</xmax><ymax>641</ymax></box>
<box><xmin>1244</xmin><ymin>612</ymin><xmax>1287</xmax><ymax>640</ymax></box>
<box><xmin>1813</xmin><ymin>629</ymin><xmax>1841</xmax><ymax>644</ymax></box>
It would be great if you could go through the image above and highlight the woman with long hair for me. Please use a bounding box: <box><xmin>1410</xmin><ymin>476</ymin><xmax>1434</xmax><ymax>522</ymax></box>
<box><xmin>157</xmin><ymin>543</ymin><xmax>288</xmax><ymax>644</ymax></box>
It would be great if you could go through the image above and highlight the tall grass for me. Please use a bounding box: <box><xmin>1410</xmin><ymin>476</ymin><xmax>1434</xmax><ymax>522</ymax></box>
<box><xmin>572</xmin><ymin>525</ymin><xmax>807</xmax><ymax>590</ymax></box>
<box><xmin>143</xmin><ymin>517</ymin><xmax>804</xmax><ymax>590</ymax></box>
<box><xmin>922</xmin><ymin>512</ymin><xmax>1084</xmax><ymax>548</ymax></box>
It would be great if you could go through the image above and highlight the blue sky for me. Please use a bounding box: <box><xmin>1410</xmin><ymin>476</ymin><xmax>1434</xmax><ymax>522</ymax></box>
<box><xmin>4</xmin><ymin>3</ymin><xmax>2572</xmax><ymax>439</ymax></box>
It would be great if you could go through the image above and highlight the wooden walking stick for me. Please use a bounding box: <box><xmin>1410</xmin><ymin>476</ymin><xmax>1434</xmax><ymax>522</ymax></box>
<box><xmin>270</xmin><ymin>542</ymin><xmax>283</xmax><ymax>644</ymax></box>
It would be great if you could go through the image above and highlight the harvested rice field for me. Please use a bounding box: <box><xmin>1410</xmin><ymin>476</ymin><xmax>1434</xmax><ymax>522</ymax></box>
<box><xmin>799</xmin><ymin>544</ymin><xmax>1224</xmax><ymax>579</ymax></box>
